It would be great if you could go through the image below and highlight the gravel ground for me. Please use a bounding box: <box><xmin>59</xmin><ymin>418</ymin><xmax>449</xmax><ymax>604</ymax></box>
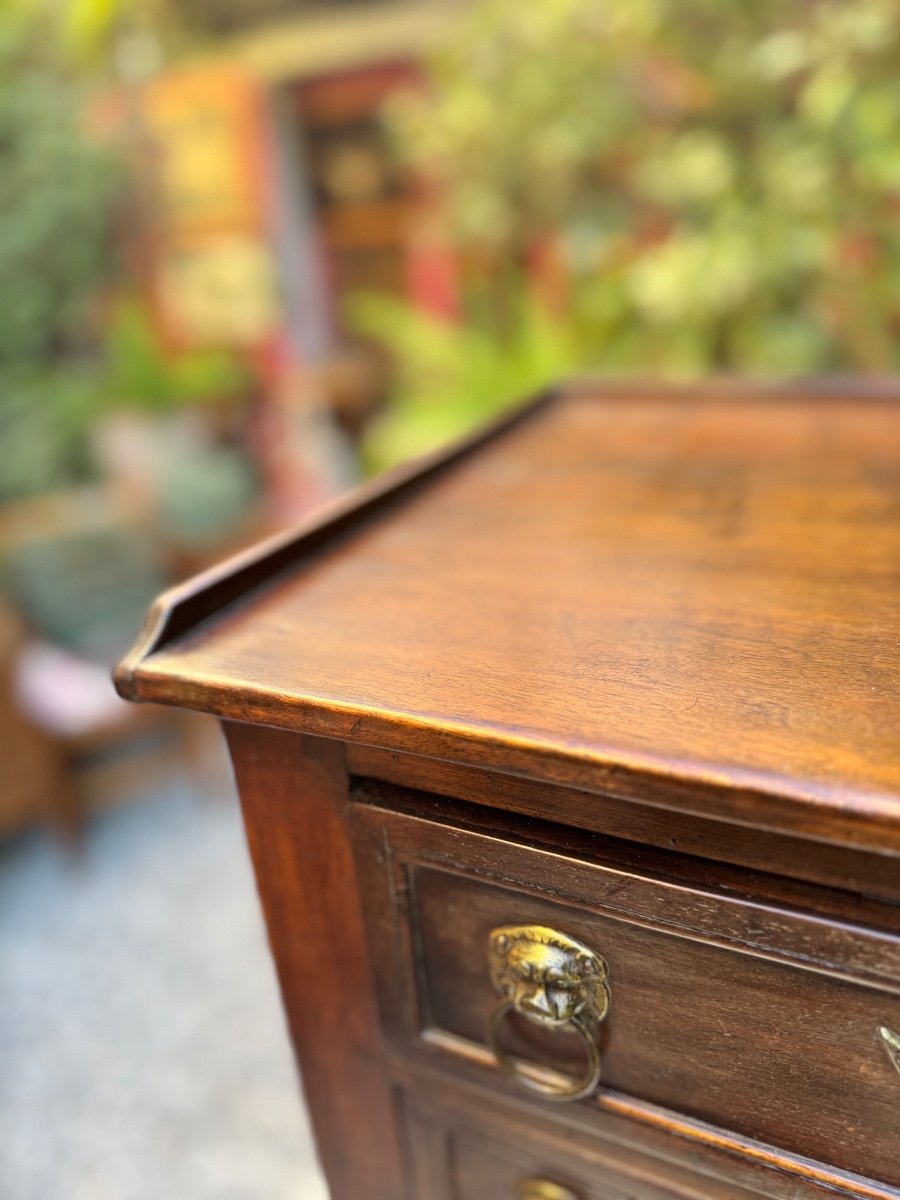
<box><xmin>0</xmin><ymin>767</ymin><xmax>328</xmax><ymax>1200</ymax></box>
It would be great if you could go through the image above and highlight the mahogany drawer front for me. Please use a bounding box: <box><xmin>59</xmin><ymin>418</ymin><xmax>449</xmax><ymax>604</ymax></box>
<box><xmin>403</xmin><ymin>1095</ymin><xmax>728</xmax><ymax>1200</ymax></box>
<box><xmin>397</xmin><ymin>1078</ymin><xmax>869</xmax><ymax>1200</ymax></box>
<box><xmin>350</xmin><ymin>795</ymin><xmax>900</xmax><ymax>1194</ymax></box>
<box><xmin>407</xmin><ymin>1111</ymin><xmax>610</xmax><ymax>1200</ymax></box>
<box><xmin>452</xmin><ymin>1141</ymin><xmax>613</xmax><ymax>1200</ymax></box>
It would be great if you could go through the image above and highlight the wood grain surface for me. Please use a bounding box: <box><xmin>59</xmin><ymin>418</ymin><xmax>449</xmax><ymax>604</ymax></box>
<box><xmin>119</xmin><ymin>385</ymin><xmax>900</xmax><ymax>853</ymax></box>
<box><xmin>347</xmin><ymin>747</ymin><xmax>900</xmax><ymax>901</ymax></box>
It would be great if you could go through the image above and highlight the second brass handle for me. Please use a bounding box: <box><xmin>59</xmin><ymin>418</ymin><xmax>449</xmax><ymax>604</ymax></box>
<box><xmin>487</xmin><ymin>924</ymin><xmax>610</xmax><ymax>1103</ymax></box>
<box><xmin>518</xmin><ymin>1180</ymin><xmax>581</xmax><ymax>1200</ymax></box>
<box><xmin>881</xmin><ymin>1025</ymin><xmax>900</xmax><ymax>1076</ymax></box>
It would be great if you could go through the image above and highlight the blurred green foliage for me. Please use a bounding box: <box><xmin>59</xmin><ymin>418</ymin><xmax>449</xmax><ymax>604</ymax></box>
<box><xmin>351</xmin><ymin>291</ymin><xmax>582</xmax><ymax>470</ymax></box>
<box><xmin>102</xmin><ymin>301</ymin><xmax>249</xmax><ymax>414</ymax></box>
<box><xmin>0</xmin><ymin>29</ymin><xmax>120</xmax><ymax>367</ymax></box>
<box><xmin>357</xmin><ymin>0</ymin><xmax>900</xmax><ymax>467</ymax></box>
<box><xmin>0</xmin><ymin>367</ymin><xmax>105</xmax><ymax>501</ymax></box>
<box><xmin>1</xmin><ymin>0</ymin><xmax>185</xmax><ymax>67</ymax></box>
<box><xmin>0</xmin><ymin>15</ymin><xmax>123</xmax><ymax>498</ymax></box>
<box><xmin>0</xmin><ymin>12</ymin><xmax>249</xmax><ymax>502</ymax></box>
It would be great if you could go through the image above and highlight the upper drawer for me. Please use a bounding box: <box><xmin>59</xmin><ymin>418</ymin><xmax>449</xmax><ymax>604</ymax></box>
<box><xmin>350</xmin><ymin>790</ymin><xmax>900</xmax><ymax>1195</ymax></box>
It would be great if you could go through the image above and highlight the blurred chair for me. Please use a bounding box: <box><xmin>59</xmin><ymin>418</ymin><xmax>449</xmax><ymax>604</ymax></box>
<box><xmin>0</xmin><ymin>600</ymin><xmax>74</xmax><ymax>840</ymax></box>
<box><xmin>0</xmin><ymin>488</ymin><xmax>193</xmax><ymax>840</ymax></box>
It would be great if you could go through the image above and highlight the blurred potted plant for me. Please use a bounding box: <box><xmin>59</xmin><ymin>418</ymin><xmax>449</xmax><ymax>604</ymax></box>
<box><xmin>93</xmin><ymin>299</ymin><xmax>259</xmax><ymax>556</ymax></box>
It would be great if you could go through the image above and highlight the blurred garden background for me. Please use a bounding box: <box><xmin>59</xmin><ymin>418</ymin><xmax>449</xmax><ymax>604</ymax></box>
<box><xmin>3</xmin><ymin>0</ymin><xmax>900</xmax><ymax>1196</ymax></box>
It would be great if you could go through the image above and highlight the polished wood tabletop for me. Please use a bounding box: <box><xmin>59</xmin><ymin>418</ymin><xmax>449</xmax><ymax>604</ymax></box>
<box><xmin>117</xmin><ymin>383</ymin><xmax>900</xmax><ymax>849</ymax></box>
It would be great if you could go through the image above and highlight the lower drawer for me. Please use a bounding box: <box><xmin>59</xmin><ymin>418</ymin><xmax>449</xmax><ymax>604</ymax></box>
<box><xmin>410</xmin><ymin>1120</ymin><xmax>609</xmax><ymax>1200</ymax></box>
<box><xmin>402</xmin><ymin>1087</ymin><xmax>783</xmax><ymax>1200</ymax></box>
<box><xmin>454</xmin><ymin>1146</ymin><xmax>603</xmax><ymax>1200</ymax></box>
<box><xmin>351</xmin><ymin>790</ymin><xmax>900</xmax><ymax>1195</ymax></box>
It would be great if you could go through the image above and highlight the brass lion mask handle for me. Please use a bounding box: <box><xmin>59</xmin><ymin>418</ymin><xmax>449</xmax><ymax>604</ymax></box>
<box><xmin>487</xmin><ymin>924</ymin><xmax>610</xmax><ymax>1102</ymax></box>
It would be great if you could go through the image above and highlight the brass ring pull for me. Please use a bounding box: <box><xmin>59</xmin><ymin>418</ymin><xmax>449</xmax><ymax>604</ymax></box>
<box><xmin>487</xmin><ymin>924</ymin><xmax>610</xmax><ymax>1104</ymax></box>
<box><xmin>489</xmin><ymin>1000</ymin><xmax>601</xmax><ymax>1101</ymax></box>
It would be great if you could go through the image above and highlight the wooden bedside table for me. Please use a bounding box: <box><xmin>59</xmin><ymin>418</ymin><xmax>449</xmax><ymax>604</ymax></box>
<box><xmin>116</xmin><ymin>382</ymin><xmax>900</xmax><ymax>1200</ymax></box>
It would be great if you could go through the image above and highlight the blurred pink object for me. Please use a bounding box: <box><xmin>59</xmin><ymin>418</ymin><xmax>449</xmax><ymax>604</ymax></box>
<box><xmin>14</xmin><ymin>641</ymin><xmax>130</xmax><ymax>738</ymax></box>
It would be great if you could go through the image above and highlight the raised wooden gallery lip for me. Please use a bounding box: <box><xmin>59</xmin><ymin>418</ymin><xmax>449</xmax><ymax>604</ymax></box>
<box><xmin>115</xmin><ymin>380</ymin><xmax>900</xmax><ymax>854</ymax></box>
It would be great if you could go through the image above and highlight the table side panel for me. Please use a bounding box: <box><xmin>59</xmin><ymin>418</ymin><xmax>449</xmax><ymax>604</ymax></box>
<box><xmin>224</xmin><ymin>725</ymin><xmax>408</xmax><ymax>1200</ymax></box>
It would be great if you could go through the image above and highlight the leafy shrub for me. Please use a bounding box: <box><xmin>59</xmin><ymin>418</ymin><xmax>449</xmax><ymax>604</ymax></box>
<box><xmin>0</xmin><ymin>18</ymin><xmax>122</xmax><ymax>498</ymax></box>
<box><xmin>356</xmin><ymin>0</ymin><xmax>900</xmax><ymax>466</ymax></box>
